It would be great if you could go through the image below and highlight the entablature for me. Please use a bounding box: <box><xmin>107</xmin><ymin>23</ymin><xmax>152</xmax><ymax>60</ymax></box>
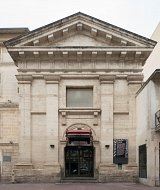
<box><xmin>8</xmin><ymin>47</ymin><xmax>152</xmax><ymax>66</ymax></box>
<box><xmin>15</xmin><ymin>73</ymin><xmax>144</xmax><ymax>84</ymax></box>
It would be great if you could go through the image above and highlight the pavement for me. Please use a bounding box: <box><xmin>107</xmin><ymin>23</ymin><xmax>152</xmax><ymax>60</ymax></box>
<box><xmin>0</xmin><ymin>183</ymin><xmax>159</xmax><ymax>190</ymax></box>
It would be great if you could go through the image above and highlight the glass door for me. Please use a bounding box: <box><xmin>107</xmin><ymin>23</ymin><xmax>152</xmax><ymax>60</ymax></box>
<box><xmin>65</xmin><ymin>146</ymin><xmax>94</xmax><ymax>177</ymax></box>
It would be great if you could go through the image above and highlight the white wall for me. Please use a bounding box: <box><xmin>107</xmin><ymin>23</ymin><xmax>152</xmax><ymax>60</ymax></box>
<box><xmin>136</xmin><ymin>79</ymin><xmax>160</xmax><ymax>186</ymax></box>
<box><xmin>143</xmin><ymin>23</ymin><xmax>160</xmax><ymax>81</ymax></box>
<box><xmin>0</xmin><ymin>43</ymin><xmax>19</xmax><ymax>102</ymax></box>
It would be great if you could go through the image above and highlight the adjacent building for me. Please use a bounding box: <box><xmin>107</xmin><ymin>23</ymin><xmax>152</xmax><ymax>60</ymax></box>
<box><xmin>136</xmin><ymin>70</ymin><xmax>160</xmax><ymax>186</ymax></box>
<box><xmin>136</xmin><ymin>23</ymin><xmax>160</xmax><ymax>186</ymax></box>
<box><xmin>0</xmin><ymin>12</ymin><xmax>157</xmax><ymax>183</ymax></box>
<box><xmin>0</xmin><ymin>28</ymin><xmax>29</xmax><ymax>179</ymax></box>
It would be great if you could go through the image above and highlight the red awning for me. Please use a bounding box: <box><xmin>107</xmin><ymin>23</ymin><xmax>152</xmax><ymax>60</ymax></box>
<box><xmin>66</xmin><ymin>130</ymin><xmax>91</xmax><ymax>134</ymax></box>
<box><xmin>65</xmin><ymin>129</ymin><xmax>93</xmax><ymax>146</ymax></box>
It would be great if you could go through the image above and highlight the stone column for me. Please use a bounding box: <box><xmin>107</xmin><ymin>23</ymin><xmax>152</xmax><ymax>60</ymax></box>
<box><xmin>44</xmin><ymin>75</ymin><xmax>60</xmax><ymax>166</ymax></box>
<box><xmin>99</xmin><ymin>75</ymin><xmax>115</xmax><ymax>164</ymax></box>
<box><xmin>16</xmin><ymin>75</ymin><xmax>33</xmax><ymax>166</ymax></box>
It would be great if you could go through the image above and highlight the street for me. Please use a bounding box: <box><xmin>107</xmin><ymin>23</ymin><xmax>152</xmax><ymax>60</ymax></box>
<box><xmin>0</xmin><ymin>183</ymin><xmax>159</xmax><ymax>190</ymax></box>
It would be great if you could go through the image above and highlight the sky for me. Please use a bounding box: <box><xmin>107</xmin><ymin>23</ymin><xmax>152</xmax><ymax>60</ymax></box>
<box><xmin>0</xmin><ymin>0</ymin><xmax>160</xmax><ymax>38</ymax></box>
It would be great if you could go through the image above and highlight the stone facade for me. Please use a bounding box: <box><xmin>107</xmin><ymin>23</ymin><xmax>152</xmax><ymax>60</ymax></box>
<box><xmin>1</xmin><ymin>12</ymin><xmax>156</xmax><ymax>183</ymax></box>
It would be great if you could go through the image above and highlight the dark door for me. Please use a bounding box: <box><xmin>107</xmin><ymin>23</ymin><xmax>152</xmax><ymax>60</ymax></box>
<box><xmin>65</xmin><ymin>146</ymin><xmax>94</xmax><ymax>177</ymax></box>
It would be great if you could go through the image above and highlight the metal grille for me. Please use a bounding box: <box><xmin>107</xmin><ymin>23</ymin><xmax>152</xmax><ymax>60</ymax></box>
<box><xmin>113</xmin><ymin>139</ymin><xmax>128</xmax><ymax>164</ymax></box>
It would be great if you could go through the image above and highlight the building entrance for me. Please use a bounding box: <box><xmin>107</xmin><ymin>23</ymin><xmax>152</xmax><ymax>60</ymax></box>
<box><xmin>64</xmin><ymin>128</ymin><xmax>94</xmax><ymax>177</ymax></box>
<box><xmin>65</xmin><ymin>146</ymin><xmax>94</xmax><ymax>177</ymax></box>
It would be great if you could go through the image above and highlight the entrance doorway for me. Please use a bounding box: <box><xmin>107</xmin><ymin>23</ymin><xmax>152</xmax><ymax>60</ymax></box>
<box><xmin>65</xmin><ymin>146</ymin><xmax>94</xmax><ymax>177</ymax></box>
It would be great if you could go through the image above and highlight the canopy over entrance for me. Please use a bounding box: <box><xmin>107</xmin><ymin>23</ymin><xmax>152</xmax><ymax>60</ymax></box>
<box><xmin>66</xmin><ymin>128</ymin><xmax>93</xmax><ymax>146</ymax></box>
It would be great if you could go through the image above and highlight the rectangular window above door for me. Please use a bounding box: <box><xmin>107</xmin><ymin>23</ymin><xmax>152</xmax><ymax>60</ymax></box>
<box><xmin>66</xmin><ymin>88</ymin><xmax>93</xmax><ymax>107</ymax></box>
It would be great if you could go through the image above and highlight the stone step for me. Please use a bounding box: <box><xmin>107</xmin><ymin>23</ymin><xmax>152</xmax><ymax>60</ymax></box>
<box><xmin>61</xmin><ymin>177</ymin><xmax>98</xmax><ymax>183</ymax></box>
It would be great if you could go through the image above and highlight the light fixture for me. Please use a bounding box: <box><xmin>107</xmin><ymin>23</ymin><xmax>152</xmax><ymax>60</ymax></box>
<box><xmin>50</xmin><ymin>145</ymin><xmax>55</xmax><ymax>148</ymax></box>
<box><xmin>105</xmin><ymin>145</ymin><xmax>110</xmax><ymax>148</ymax></box>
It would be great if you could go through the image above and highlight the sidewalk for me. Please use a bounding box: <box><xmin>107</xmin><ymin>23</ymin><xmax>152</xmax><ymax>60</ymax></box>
<box><xmin>0</xmin><ymin>183</ymin><xmax>159</xmax><ymax>190</ymax></box>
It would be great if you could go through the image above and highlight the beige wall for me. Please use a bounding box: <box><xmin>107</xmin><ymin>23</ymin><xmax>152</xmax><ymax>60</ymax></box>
<box><xmin>0</xmin><ymin>15</ymin><xmax>155</xmax><ymax>183</ymax></box>
<box><xmin>0</xmin><ymin>31</ymin><xmax>27</xmax><ymax>181</ymax></box>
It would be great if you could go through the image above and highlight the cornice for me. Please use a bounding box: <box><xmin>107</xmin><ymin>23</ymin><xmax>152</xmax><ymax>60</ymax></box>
<box><xmin>0</xmin><ymin>143</ymin><xmax>18</xmax><ymax>146</ymax></box>
<box><xmin>17</xmin><ymin>68</ymin><xmax>143</xmax><ymax>73</ymax></box>
<box><xmin>59</xmin><ymin>108</ymin><xmax>101</xmax><ymax>115</ymax></box>
<box><xmin>0</xmin><ymin>102</ymin><xmax>19</xmax><ymax>108</ymax></box>
<box><xmin>16</xmin><ymin>75</ymin><xmax>33</xmax><ymax>82</ymax></box>
<box><xmin>7</xmin><ymin>46</ymin><xmax>153</xmax><ymax>52</ymax></box>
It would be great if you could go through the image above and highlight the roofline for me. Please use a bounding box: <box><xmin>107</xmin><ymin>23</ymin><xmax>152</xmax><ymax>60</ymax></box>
<box><xmin>136</xmin><ymin>69</ymin><xmax>160</xmax><ymax>96</ymax></box>
<box><xmin>4</xmin><ymin>12</ymin><xmax>156</xmax><ymax>47</ymax></box>
<box><xmin>0</xmin><ymin>28</ymin><xmax>29</xmax><ymax>34</ymax></box>
<box><xmin>76</xmin><ymin>12</ymin><xmax>156</xmax><ymax>46</ymax></box>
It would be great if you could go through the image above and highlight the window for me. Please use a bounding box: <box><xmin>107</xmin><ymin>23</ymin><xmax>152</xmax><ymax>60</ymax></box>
<box><xmin>139</xmin><ymin>144</ymin><xmax>147</xmax><ymax>178</ymax></box>
<box><xmin>66</xmin><ymin>88</ymin><xmax>93</xmax><ymax>107</ymax></box>
<box><xmin>3</xmin><ymin>155</ymin><xmax>11</xmax><ymax>162</ymax></box>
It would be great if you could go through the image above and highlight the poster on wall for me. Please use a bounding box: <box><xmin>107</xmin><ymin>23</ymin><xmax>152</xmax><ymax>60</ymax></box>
<box><xmin>113</xmin><ymin>139</ymin><xmax>128</xmax><ymax>164</ymax></box>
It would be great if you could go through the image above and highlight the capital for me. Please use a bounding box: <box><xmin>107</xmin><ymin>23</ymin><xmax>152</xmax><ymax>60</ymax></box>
<box><xmin>44</xmin><ymin>75</ymin><xmax>60</xmax><ymax>84</ymax></box>
<box><xmin>99</xmin><ymin>75</ymin><xmax>115</xmax><ymax>84</ymax></box>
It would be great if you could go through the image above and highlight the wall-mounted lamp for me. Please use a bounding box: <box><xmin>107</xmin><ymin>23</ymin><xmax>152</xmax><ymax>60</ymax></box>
<box><xmin>50</xmin><ymin>145</ymin><xmax>55</xmax><ymax>148</ymax></box>
<box><xmin>105</xmin><ymin>145</ymin><xmax>110</xmax><ymax>148</ymax></box>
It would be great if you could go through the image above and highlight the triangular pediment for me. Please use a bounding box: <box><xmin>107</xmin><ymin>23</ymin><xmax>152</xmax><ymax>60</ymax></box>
<box><xmin>5</xmin><ymin>12</ymin><xmax>156</xmax><ymax>48</ymax></box>
<box><xmin>47</xmin><ymin>34</ymin><xmax>111</xmax><ymax>47</ymax></box>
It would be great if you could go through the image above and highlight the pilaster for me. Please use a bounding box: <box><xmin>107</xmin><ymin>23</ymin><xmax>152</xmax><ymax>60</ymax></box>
<box><xmin>16</xmin><ymin>75</ymin><xmax>33</xmax><ymax>165</ymax></box>
<box><xmin>99</xmin><ymin>75</ymin><xmax>115</xmax><ymax>164</ymax></box>
<box><xmin>44</xmin><ymin>75</ymin><xmax>60</xmax><ymax>165</ymax></box>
